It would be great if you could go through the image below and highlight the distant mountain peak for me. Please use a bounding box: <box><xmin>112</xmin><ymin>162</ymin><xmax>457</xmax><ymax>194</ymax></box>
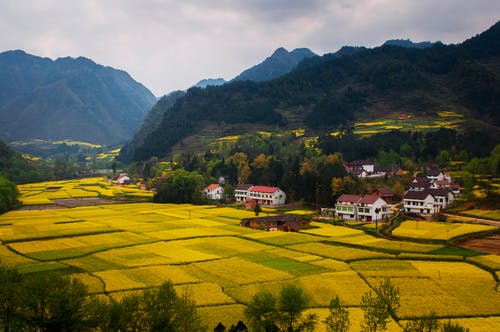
<box><xmin>0</xmin><ymin>50</ymin><xmax>156</xmax><ymax>145</ymax></box>
<box><xmin>192</xmin><ymin>78</ymin><xmax>226</xmax><ymax>89</ymax></box>
<box><xmin>232</xmin><ymin>47</ymin><xmax>317</xmax><ymax>82</ymax></box>
<box><xmin>383</xmin><ymin>39</ymin><xmax>436</xmax><ymax>49</ymax></box>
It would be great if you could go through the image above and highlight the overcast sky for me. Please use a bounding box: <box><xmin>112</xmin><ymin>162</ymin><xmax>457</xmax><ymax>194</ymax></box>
<box><xmin>1</xmin><ymin>1</ymin><xmax>499</xmax><ymax>96</ymax></box>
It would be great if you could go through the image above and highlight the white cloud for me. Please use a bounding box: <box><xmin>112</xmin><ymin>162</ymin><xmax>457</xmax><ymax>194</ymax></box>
<box><xmin>0</xmin><ymin>0</ymin><xmax>499</xmax><ymax>95</ymax></box>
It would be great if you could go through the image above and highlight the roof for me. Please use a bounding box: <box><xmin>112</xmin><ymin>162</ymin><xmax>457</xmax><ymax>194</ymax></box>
<box><xmin>413</xmin><ymin>176</ymin><xmax>430</xmax><ymax>183</ymax></box>
<box><xmin>434</xmin><ymin>180</ymin><xmax>450</xmax><ymax>186</ymax></box>
<box><xmin>337</xmin><ymin>194</ymin><xmax>362</xmax><ymax>203</ymax></box>
<box><xmin>359</xmin><ymin>195</ymin><xmax>383</xmax><ymax>204</ymax></box>
<box><xmin>235</xmin><ymin>184</ymin><xmax>253</xmax><ymax>191</ymax></box>
<box><xmin>205</xmin><ymin>183</ymin><xmax>220</xmax><ymax>191</ymax></box>
<box><xmin>427</xmin><ymin>188</ymin><xmax>451</xmax><ymax>196</ymax></box>
<box><xmin>250</xmin><ymin>186</ymin><xmax>280</xmax><ymax>193</ymax></box>
<box><xmin>347</xmin><ymin>160</ymin><xmax>374</xmax><ymax>166</ymax></box>
<box><xmin>374</xmin><ymin>187</ymin><xmax>394</xmax><ymax>196</ymax></box>
<box><xmin>427</xmin><ymin>170</ymin><xmax>443</xmax><ymax>176</ymax></box>
<box><xmin>404</xmin><ymin>191</ymin><xmax>434</xmax><ymax>200</ymax></box>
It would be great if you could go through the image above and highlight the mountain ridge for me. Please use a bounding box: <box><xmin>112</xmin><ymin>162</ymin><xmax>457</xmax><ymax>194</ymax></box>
<box><xmin>0</xmin><ymin>50</ymin><xmax>156</xmax><ymax>145</ymax></box>
<box><xmin>125</xmin><ymin>21</ymin><xmax>500</xmax><ymax>162</ymax></box>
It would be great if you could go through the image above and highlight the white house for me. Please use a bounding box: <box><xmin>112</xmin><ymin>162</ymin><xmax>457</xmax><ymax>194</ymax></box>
<box><xmin>403</xmin><ymin>191</ymin><xmax>438</xmax><ymax>215</ymax></box>
<box><xmin>235</xmin><ymin>184</ymin><xmax>254</xmax><ymax>203</ymax></box>
<box><xmin>117</xmin><ymin>173</ymin><xmax>130</xmax><ymax>185</ymax></box>
<box><xmin>335</xmin><ymin>194</ymin><xmax>361</xmax><ymax>220</ymax></box>
<box><xmin>335</xmin><ymin>194</ymin><xmax>391</xmax><ymax>222</ymax></box>
<box><xmin>247</xmin><ymin>186</ymin><xmax>286</xmax><ymax>207</ymax></box>
<box><xmin>357</xmin><ymin>195</ymin><xmax>391</xmax><ymax>222</ymax></box>
<box><xmin>427</xmin><ymin>188</ymin><xmax>454</xmax><ymax>210</ymax></box>
<box><xmin>203</xmin><ymin>183</ymin><xmax>224</xmax><ymax>200</ymax></box>
<box><xmin>426</xmin><ymin>170</ymin><xmax>445</xmax><ymax>182</ymax></box>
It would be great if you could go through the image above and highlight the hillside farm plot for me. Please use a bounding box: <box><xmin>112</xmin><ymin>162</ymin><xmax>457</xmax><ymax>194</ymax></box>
<box><xmin>392</xmin><ymin>220</ymin><xmax>497</xmax><ymax>241</ymax></box>
<box><xmin>460</xmin><ymin>209</ymin><xmax>500</xmax><ymax>221</ymax></box>
<box><xmin>287</xmin><ymin>242</ymin><xmax>394</xmax><ymax>261</ymax></box>
<box><xmin>361</xmin><ymin>260</ymin><xmax>500</xmax><ymax>318</ymax></box>
<box><xmin>17</xmin><ymin>177</ymin><xmax>152</xmax><ymax>205</ymax></box>
<box><xmin>8</xmin><ymin>231</ymin><xmax>155</xmax><ymax>260</ymax></box>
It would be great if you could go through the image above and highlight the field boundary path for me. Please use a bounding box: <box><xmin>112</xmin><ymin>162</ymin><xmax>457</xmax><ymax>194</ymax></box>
<box><xmin>444</xmin><ymin>213</ymin><xmax>500</xmax><ymax>227</ymax></box>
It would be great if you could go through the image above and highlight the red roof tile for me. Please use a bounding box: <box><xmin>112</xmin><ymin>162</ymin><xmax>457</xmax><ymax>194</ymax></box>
<box><xmin>337</xmin><ymin>194</ymin><xmax>362</xmax><ymax>203</ymax></box>
<box><xmin>249</xmin><ymin>186</ymin><xmax>280</xmax><ymax>193</ymax></box>
<box><xmin>206</xmin><ymin>183</ymin><xmax>220</xmax><ymax>191</ymax></box>
<box><xmin>359</xmin><ymin>195</ymin><xmax>381</xmax><ymax>204</ymax></box>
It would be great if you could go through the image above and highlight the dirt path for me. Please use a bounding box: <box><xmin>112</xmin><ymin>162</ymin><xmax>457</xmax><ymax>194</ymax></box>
<box><xmin>444</xmin><ymin>213</ymin><xmax>500</xmax><ymax>227</ymax></box>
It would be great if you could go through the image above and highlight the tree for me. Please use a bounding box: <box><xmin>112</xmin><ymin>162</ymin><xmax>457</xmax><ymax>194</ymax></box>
<box><xmin>153</xmin><ymin>169</ymin><xmax>204</xmax><ymax>204</ymax></box>
<box><xmin>244</xmin><ymin>285</ymin><xmax>317</xmax><ymax>332</ymax></box>
<box><xmin>278</xmin><ymin>284</ymin><xmax>317</xmax><ymax>332</ymax></box>
<box><xmin>254</xmin><ymin>203</ymin><xmax>262</xmax><ymax>216</ymax></box>
<box><xmin>244</xmin><ymin>290</ymin><xmax>279</xmax><ymax>332</ymax></box>
<box><xmin>323</xmin><ymin>295</ymin><xmax>350</xmax><ymax>332</ymax></box>
<box><xmin>440</xmin><ymin>321</ymin><xmax>470</xmax><ymax>332</ymax></box>
<box><xmin>0</xmin><ymin>176</ymin><xmax>20</xmax><ymax>214</ymax></box>
<box><xmin>0</xmin><ymin>266</ymin><xmax>23</xmax><ymax>332</ymax></box>
<box><xmin>403</xmin><ymin>313</ymin><xmax>439</xmax><ymax>332</ymax></box>
<box><xmin>360</xmin><ymin>278</ymin><xmax>400</xmax><ymax>332</ymax></box>
<box><xmin>20</xmin><ymin>273</ymin><xmax>96</xmax><ymax>331</ymax></box>
<box><xmin>109</xmin><ymin>281</ymin><xmax>204</xmax><ymax>332</ymax></box>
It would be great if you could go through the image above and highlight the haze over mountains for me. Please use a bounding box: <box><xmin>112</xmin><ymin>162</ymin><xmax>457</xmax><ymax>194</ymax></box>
<box><xmin>0</xmin><ymin>50</ymin><xmax>156</xmax><ymax>145</ymax></box>
<box><xmin>122</xmin><ymin>21</ymin><xmax>500</xmax><ymax>162</ymax></box>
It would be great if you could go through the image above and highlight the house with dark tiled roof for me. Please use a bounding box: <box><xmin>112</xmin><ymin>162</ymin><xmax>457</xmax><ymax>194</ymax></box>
<box><xmin>403</xmin><ymin>190</ymin><xmax>437</xmax><ymax>215</ymax></box>
<box><xmin>372</xmin><ymin>187</ymin><xmax>394</xmax><ymax>202</ymax></box>
<box><xmin>235</xmin><ymin>184</ymin><xmax>253</xmax><ymax>203</ymax></box>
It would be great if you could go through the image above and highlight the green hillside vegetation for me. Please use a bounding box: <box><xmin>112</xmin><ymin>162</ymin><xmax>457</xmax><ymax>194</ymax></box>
<box><xmin>0</xmin><ymin>50</ymin><xmax>156</xmax><ymax>145</ymax></box>
<box><xmin>128</xmin><ymin>21</ymin><xmax>500</xmax><ymax>162</ymax></box>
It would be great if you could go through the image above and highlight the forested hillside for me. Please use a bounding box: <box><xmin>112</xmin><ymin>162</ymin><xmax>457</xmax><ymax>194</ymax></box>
<box><xmin>129</xmin><ymin>21</ymin><xmax>500</xmax><ymax>162</ymax></box>
<box><xmin>0</xmin><ymin>51</ymin><xmax>156</xmax><ymax>145</ymax></box>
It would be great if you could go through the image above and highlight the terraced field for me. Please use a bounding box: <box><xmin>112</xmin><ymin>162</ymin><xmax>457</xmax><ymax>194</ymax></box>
<box><xmin>1</xmin><ymin>201</ymin><xmax>499</xmax><ymax>331</ymax></box>
<box><xmin>17</xmin><ymin>177</ymin><xmax>153</xmax><ymax>205</ymax></box>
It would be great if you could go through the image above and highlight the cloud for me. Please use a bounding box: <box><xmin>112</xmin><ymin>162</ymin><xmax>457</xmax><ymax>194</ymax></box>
<box><xmin>0</xmin><ymin>0</ymin><xmax>499</xmax><ymax>95</ymax></box>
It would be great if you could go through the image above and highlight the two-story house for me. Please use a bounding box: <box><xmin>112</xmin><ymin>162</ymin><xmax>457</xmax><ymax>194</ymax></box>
<box><xmin>235</xmin><ymin>184</ymin><xmax>286</xmax><ymax>207</ymax></box>
<box><xmin>403</xmin><ymin>190</ymin><xmax>438</xmax><ymax>215</ymax></box>
<box><xmin>203</xmin><ymin>183</ymin><xmax>224</xmax><ymax>200</ymax></box>
<box><xmin>335</xmin><ymin>194</ymin><xmax>391</xmax><ymax>222</ymax></box>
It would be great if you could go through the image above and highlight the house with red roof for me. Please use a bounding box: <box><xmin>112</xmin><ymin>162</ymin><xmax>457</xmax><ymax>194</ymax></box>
<box><xmin>248</xmin><ymin>185</ymin><xmax>286</xmax><ymax>207</ymax></box>
<box><xmin>335</xmin><ymin>194</ymin><xmax>391</xmax><ymax>221</ymax></box>
<box><xmin>203</xmin><ymin>183</ymin><xmax>224</xmax><ymax>200</ymax></box>
<box><xmin>234</xmin><ymin>184</ymin><xmax>286</xmax><ymax>207</ymax></box>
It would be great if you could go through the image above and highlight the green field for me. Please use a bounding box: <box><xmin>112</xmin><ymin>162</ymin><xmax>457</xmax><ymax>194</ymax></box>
<box><xmin>1</xmin><ymin>198</ymin><xmax>499</xmax><ymax>330</ymax></box>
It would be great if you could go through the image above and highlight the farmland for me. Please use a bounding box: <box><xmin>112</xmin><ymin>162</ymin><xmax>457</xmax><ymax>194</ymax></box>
<box><xmin>1</xmin><ymin>201</ymin><xmax>499</xmax><ymax>330</ymax></box>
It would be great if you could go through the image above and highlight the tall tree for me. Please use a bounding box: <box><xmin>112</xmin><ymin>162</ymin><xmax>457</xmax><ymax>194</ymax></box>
<box><xmin>323</xmin><ymin>295</ymin><xmax>350</xmax><ymax>332</ymax></box>
<box><xmin>360</xmin><ymin>278</ymin><xmax>400</xmax><ymax>332</ymax></box>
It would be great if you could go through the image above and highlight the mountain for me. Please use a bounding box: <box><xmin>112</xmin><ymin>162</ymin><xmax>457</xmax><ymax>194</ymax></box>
<box><xmin>0</xmin><ymin>50</ymin><xmax>156</xmax><ymax>145</ymax></box>
<box><xmin>128</xmin><ymin>21</ymin><xmax>500</xmax><ymax>162</ymax></box>
<box><xmin>232</xmin><ymin>47</ymin><xmax>318</xmax><ymax>82</ymax></box>
<box><xmin>193</xmin><ymin>78</ymin><xmax>226</xmax><ymax>88</ymax></box>
<box><xmin>119</xmin><ymin>90</ymin><xmax>185</xmax><ymax>162</ymax></box>
<box><xmin>383</xmin><ymin>39</ymin><xmax>436</xmax><ymax>49</ymax></box>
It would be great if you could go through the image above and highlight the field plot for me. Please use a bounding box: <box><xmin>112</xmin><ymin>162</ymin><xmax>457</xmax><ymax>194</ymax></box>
<box><xmin>2</xmin><ymin>200</ymin><xmax>500</xmax><ymax>329</ymax></box>
<box><xmin>360</xmin><ymin>260</ymin><xmax>500</xmax><ymax>318</ymax></box>
<box><xmin>287</xmin><ymin>242</ymin><xmax>394</xmax><ymax>261</ymax></box>
<box><xmin>17</xmin><ymin>177</ymin><xmax>152</xmax><ymax>205</ymax></box>
<box><xmin>392</xmin><ymin>220</ymin><xmax>497</xmax><ymax>240</ymax></box>
<box><xmin>460</xmin><ymin>209</ymin><xmax>500</xmax><ymax>221</ymax></box>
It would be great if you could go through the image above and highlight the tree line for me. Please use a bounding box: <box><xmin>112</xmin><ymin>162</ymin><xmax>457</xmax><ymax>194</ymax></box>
<box><xmin>138</xmin><ymin>126</ymin><xmax>499</xmax><ymax>206</ymax></box>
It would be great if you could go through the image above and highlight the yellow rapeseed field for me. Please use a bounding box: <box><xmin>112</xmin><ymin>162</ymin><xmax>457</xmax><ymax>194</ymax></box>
<box><xmin>392</xmin><ymin>220</ymin><xmax>497</xmax><ymax>240</ymax></box>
